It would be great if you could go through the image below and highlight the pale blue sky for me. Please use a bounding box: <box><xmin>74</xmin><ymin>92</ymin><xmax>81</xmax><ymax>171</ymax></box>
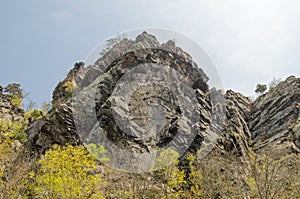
<box><xmin>1</xmin><ymin>0</ymin><xmax>299</xmax><ymax>107</ymax></box>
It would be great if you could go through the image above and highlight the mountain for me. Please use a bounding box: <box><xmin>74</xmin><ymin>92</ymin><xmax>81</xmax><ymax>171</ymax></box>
<box><xmin>25</xmin><ymin>32</ymin><xmax>300</xmax><ymax>160</ymax></box>
<box><xmin>1</xmin><ymin>31</ymin><xmax>299</xmax><ymax>198</ymax></box>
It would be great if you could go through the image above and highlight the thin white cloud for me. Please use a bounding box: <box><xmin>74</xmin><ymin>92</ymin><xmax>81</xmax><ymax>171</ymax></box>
<box><xmin>120</xmin><ymin>0</ymin><xmax>300</xmax><ymax>95</ymax></box>
<box><xmin>2</xmin><ymin>0</ymin><xmax>299</xmax><ymax>105</ymax></box>
<box><xmin>78</xmin><ymin>0</ymin><xmax>299</xmax><ymax>95</ymax></box>
<box><xmin>26</xmin><ymin>0</ymin><xmax>300</xmax><ymax>95</ymax></box>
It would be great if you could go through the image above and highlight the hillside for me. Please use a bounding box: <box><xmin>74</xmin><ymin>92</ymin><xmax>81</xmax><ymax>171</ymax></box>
<box><xmin>0</xmin><ymin>32</ymin><xmax>300</xmax><ymax>198</ymax></box>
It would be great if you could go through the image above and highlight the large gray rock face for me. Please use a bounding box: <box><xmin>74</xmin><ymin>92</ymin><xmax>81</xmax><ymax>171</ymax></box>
<box><xmin>27</xmin><ymin>32</ymin><xmax>213</xmax><ymax>157</ymax></box>
<box><xmin>216</xmin><ymin>90</ymin><xmax>252</xmax><ymax>158</ymax></box>
<box><xmin>250</xmin><ymin>76</ymin><xmax>300</xmax><ymax>155</ymax></box>
<box><xmin>92</xmin><ymin>48</ymin><xmax>211</xmax><ymax>154</ymax></box>
<box><xmin>215</xmin><ymin>76</ymin><xmax>300</xmax><ymax>158</ymax></box>
<box><xmin>25</xmin><ymin>31</ymin><xmax>300</xmax><ymax>161</ymax></box>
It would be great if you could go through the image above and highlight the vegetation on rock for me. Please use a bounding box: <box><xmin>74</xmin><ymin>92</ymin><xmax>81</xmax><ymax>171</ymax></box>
<box><xmin>28</xmin><ymin>145</ymin><xmax>106</xmax><ymax>199</ymax></box>
<box><xmin>0</xmin><ymin>32</ymin><xmax>299</xmax><ymax>198</ymax></box>
<box><xmin>255</xmin><ymin>84</ymin><xmax>267</xmax><ymax>95</ymax></box>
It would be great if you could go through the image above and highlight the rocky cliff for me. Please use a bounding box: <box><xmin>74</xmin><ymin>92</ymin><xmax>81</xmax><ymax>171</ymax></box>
<box><xmin>250</xmin><ymin>76</ymin><xmax>300</xmax><ymax>156</ymax></box>
<box><xmin>23</xmin><ymin>32</ymin><xmax>300</xmax><ymax>162</ymax></box>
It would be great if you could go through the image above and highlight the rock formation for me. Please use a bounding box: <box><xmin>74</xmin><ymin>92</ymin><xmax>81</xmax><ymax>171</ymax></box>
<box><xmin>28</xmin><ymin>32</ymin><xmax>213</xmax><ymax>162</ymax></box>
<box><xmin>250</xmin><ymin>76</ymin><xmax>300</xmax><ymax>156</ymax></box>
<box><xmin>26</xmin><ymin>64</ymin><xmax>82</xmax><ymax>152</ymax></box>
<box><xmin>24</xmin><ymin>31</ymin><xmax>300</xmax><ymax>162</ymax></box>
<box><xmin>217</xmin><ymin>90</ymin><xmax>252</xmax><ymax>158</ymax></box>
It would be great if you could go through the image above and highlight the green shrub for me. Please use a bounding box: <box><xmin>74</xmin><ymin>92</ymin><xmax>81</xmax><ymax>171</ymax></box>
<box><xmin>28</xmin><ymin>145</ymin><xmax>106</xmax><ymax>199</ymax></box>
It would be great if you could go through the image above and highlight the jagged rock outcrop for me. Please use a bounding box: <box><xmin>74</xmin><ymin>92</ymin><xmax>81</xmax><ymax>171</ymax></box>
<box><xmin>216</xmin><ymin>76</ymin><xmax>300</xmax><ymax>157</ymax></box>
<box><xmin>250</xmin><ymin>76</ymin><xmax>300</xmax><ymax>155</ymax></box>
<box><xmin>26</xmin><ymin>103</ymin><xmax>80</xmax><ymax>152</ymax></box>
<box><xmin>217</xmin><ymin>90</ymin><xmax>252</xmax><ymax>158</ymax></box>
<box><xmin>25</xmin><ymin>31</ymin><xmax>300</xmax><ymax>162</ymax></box>
<box><xmin>27</xmin><ymin>64</ymin><xmax>83</xmax><ymax>152</ymax></box>
<box><xmin>27</xmin><ymin>32</ymin><xmax>212</xmax><ymax>157</ymax></box>
<box><xmin>52</xmin><ymin>62</ymin><xmax>83</xmax><ymax>107</ymax></box>
<box><xmin>93</xmin><ymin>49</ymin><xmax>209</xmax><ymax>151</ymax></box>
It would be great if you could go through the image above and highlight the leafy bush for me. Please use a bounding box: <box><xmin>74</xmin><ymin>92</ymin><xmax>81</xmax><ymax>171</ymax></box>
<box><xmin>28</xmin><ymin>145</ymin><xmax>106</xmax><ymax>199</ymax></box>
<box><xmin>85</xmin><ymin>143</ymin><xmax>109</xmax><ymax>163</ymax></box>
<box><xmin>24</xmin><ymin>109</ymin><xmax>44</xmax><ymax>121</ymax></box>
<box><xmin>153</xmin><ymin>148</ymin><xmax>187</xmax><ymax>198</ymax></box>
<box><xmin>63</xmin><ymin>81</ymin><xmax>75</xmax><ymax>97</ymax></box>
<box><xmin>3</xmin><ymin>83</ymin><xmax>24</xmax><ymax>107</ymax></box>
<box><xmin>255</xmin><ymin>84</ymin><xmax>267</xmax><ymax>95</ymax></box>
<box><xmin>0</xmin><ymin>119</ymin><xmax>27</xmax><ymax>143</ymax></box>
<box><xmin>0</xmin><ymin>119</ymin><xmax>30</xmax><ymax>198</ymax></box>
<box><xmin>248</xmin><ymin>152</ymin><xmax>300</xmax><ymax>199</ymax></box>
